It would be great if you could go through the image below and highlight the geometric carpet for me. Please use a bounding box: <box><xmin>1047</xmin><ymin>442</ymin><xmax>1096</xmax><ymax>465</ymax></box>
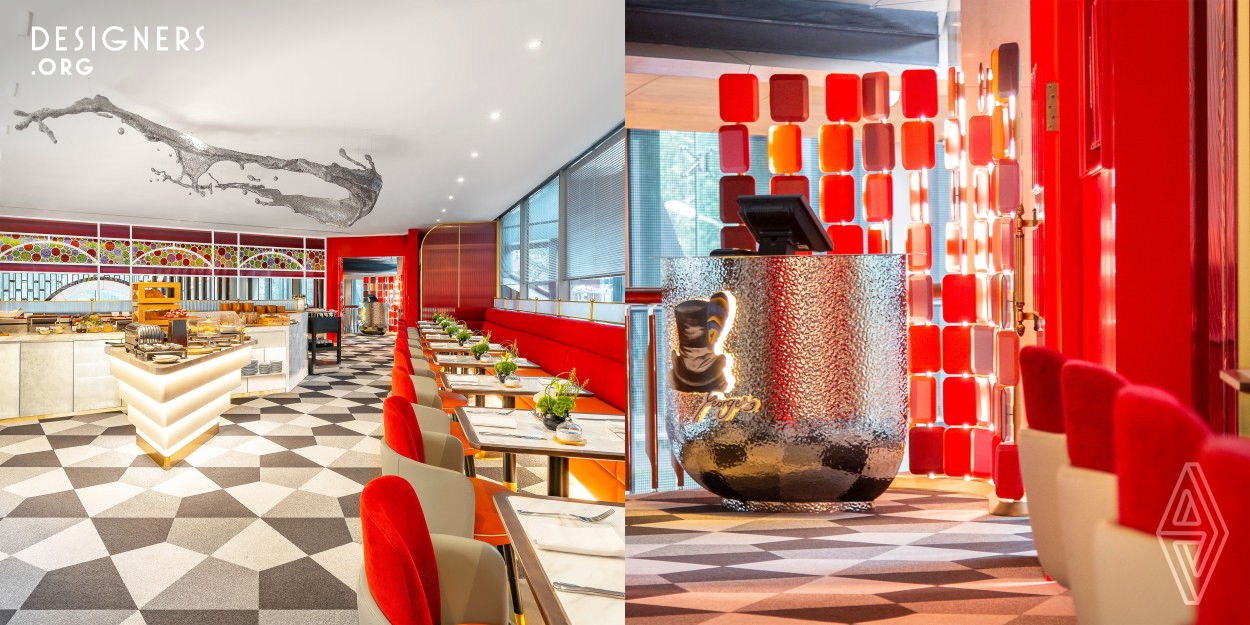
<box><xmin>0</xmin><ymin>334</ymin><xmax>546</xmax><ymax>625</ymax></box>
<box><xmin>627</xmin><ymin>488</ymin><xmax>1075</xmax><ymax>625</ymax></box>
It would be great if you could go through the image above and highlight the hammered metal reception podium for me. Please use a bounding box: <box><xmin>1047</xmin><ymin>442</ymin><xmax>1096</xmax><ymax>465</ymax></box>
<box><xmin>662</xmin><ymin>254</ymin><xmax>909</xmax><ymax>511</ymax></box>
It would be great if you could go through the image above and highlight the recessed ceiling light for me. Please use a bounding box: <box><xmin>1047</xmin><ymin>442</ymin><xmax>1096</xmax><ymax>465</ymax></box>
<box><xmin>470</xmin><ymin>152</ymin><xmax>479</xmax><ymax>158</ymax></box>
<box><xmin>457</xmin><ymin>177</ymin><xmax>464</xmax><ymax>183</ymax></box>
<box><xmin>489</xmin><ymin>111</ymin><xmax>501</xmax><ymax>121</ymax></box>
<box><xmin>448</xmin><ymin>195</ymin><xmax>455</xmax><ymax>200</ymax></box>
<box><xmin>441</xmin><ymin>208</ymin><xmax>447</xmax><ymax>212</ymax></box>
<box><xmin>436</xmin><ymin>219</ymin><xmax>441</xmax><ymax>222</ymax></box>
<box><xmin>527</xmin><ymin>39</ymin><xmax>542</xmax><ymax>50</ymax></box>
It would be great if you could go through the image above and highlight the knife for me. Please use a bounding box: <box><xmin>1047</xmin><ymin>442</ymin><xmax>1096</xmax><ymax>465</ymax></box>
<box><xmin>553</xmin><ymin>582</ymin><xmax>625</xmax><ymax>599</ymax></box>
<box><xmin>481</xmin><ymin>433</ymin><xmax>545</xmax><ymax>440</ymax></box>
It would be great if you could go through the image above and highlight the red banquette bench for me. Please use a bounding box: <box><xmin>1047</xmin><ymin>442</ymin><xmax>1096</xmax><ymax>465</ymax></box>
<box><xmin>481</xmin><ymin>309</ymin><xmax>628</xmax><ymax>502</ymax></box>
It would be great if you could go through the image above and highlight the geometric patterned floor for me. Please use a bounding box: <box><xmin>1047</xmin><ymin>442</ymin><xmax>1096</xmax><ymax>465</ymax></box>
<box><xmin>626</xmin><ymin>488</ymin><xmax>1075</xmax><ymax>625</ymax></box>
<box><xmin>0</xmin><ymin>334</ymin><xmax>546</xmax><ymax>625</ymax></box>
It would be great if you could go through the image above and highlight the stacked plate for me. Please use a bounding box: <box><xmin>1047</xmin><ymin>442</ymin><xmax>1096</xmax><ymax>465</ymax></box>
<box><xmin>260</xmin><ymin>361</ymin><xmax>284</xmax><ymax>374</ymax></box>
<box><xmin>242</xmin><ymin>360</ymin><xmax>260</xmax><ymax>376</ymax></box>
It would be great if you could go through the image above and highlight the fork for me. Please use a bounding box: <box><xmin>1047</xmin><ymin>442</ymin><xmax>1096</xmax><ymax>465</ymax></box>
<box><xmin>552</xmin><ymin>582</ymin><xmax>625</xmax><ymax>599</ymax></box>
<box><xmin>517</xmin><ymin>508</ymin><xmax>615</xmax><ymax>523</ymax></box>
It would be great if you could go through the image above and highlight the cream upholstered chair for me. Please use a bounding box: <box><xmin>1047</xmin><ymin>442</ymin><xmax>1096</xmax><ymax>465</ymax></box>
<box><xmin>358</xmin><ymin>475</ymin><xmax>509</xmax><ymax>625</ymax></box>
<box><xmin>1054</xmin><ymin>360</ymin><xmax>1127</xmax><ymax>623</ymax></box>
<box><xmin>1087</xmin><ymin>385</ymin><xmax>1208</xmax><ymax>625</ymax></box>
<box><xmin>1016</xmin><ymin>346</ymin><xmax>1070</xmax><ymax>586</ymax></box>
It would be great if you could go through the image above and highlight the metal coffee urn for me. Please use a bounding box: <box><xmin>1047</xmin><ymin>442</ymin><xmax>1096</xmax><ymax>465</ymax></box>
<box><xmin>662</xmin><ymin>253</ymin><xmax>909</xmax><ymax>511</ymax></box>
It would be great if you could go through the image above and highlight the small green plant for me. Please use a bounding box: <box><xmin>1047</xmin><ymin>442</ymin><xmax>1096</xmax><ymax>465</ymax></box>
<box><xmin>470</xmin><ymin>331</ymin><xmax>492</xmax><ymax>360</ymax></box>
<box><xmin>493</xmin><ymin>342</ymin><xmax>520</xmax><ymax>381</ymax></box>
<box><xmin>534</xmin><ymin>369</ymin><xmax>587</xmax><ymax>419</ymax></box>
<box><xmin>454</xmin><ymin>328</ymin><xmax>472</xmax><ymax>346</ymax></box>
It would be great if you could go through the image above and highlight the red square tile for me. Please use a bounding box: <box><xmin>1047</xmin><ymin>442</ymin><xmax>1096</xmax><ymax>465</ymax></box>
<box><xmin>944</xmin><ymin>376</ymin><xmax>977</xmax><ymax>425</ymax></box>
<box><xmin>719</xmin><ymin>175</ymin><xmax>756</xmax><ymax>224</ymax></box>
<box><xmin>826</xmin><ymin>224</ymin><xmax>864</xmax><ymax>254</ymax></box>
<box><xmin>945</xmin><ymin>222</ymin><xmax>965</xmax><ymax>270</ymax></box>
<box><xmin>901</xmin><ymin>69</ymin><xmax>938</xmax><ymax>119</ymax></box>
<box><xmin>991</xmin><ymin>216</ymin><xmax>1015</xmax><ymax>272</ymax></box>
<box><xmin>908</xmin><ymin>172</ymin><xmax>928</xmax><ymax>222</ymax></box>
<box><xmin>819</xmin><ymin>174</ymin><xmax>855</xmax><ymax>223</ymax></box>
<box><xmin>909</xmin><ymin>324</ymin><xmax>941</xmax><ymax>373</ymax></box>
<box><xmin>868</xmin><ymin>225</ymin><xmax>889</xmax><ymax>253</ymax></box>
<box><xmin>942</xmin><ymin>325</ymin><xmax>972</xmax><ymax>375</ymax></box>
<box><xmin>943</xmin><ymin>427</ymin><xmax>973</xmax><ymax>477</ymax></box>
<box><xmin>825</xmin><ymin>73</ymin><xmax>861</xmax><ymax>122</ymax></box>
<box><xmin>719</xmin><ymin>73</ymin><xmax>759</xmax><ymax>123</ymax></box>
<box><xmin>721</xmin><ymin>225</ymin><xmax>756</xmax><ymax>251</ymax></box>
<box><xmin>768</xmin><ymin>124</ymin><xmax>802</xmax><ymax>174</ymax></box>
<box><xmin>942</xmin><ymin>274</ymin><xmax>976</xmax><ymax>323</ymax></box>
<box><xmin>911</xmin><ymin>375</ymin><xmax>937</xmax><ymax>424</ymax></box>
<box><xmin>994</xmin><ymin>443</ymin><xmax>1024</xmax><ymax>499</ymax></box>
<box><xmin>906</xmin><ymin>223</ymin><xmax>931</xmax><ymax>270</ymax></box>
<box><xmin>901</xmin><ymin>121</ymin><xmax>935</xmax><ymax>171</ymax></box>
<box><xmin>908</xmin><ymin>274</ymin><xmax>933</xmax><ymax>323</ymax></box>
<box><xmin>861</xmin><ymin>122</ymin><xmax>895</xmax><ymax>171</ymax></box>
<box><xmin>769</xmin><ymin>74</ymin><xmax>809</xmax><ymax>123</ymax></box>
<box><xmin>968</xmin><ymin>115</ymin><xmax>993</xmax><ymax>166</ymax></box>
<box><xmin>862</xmin><ymin>71</ymin><xmax>891</xmax><ymax>121</ymax></box>
<box><xmin>971</xmin><ymin>428</ymin><xmax>999</xmax><ymax>478</ymax></box>
<box><xmin>970</xmin><ymin>324</ymin><xmax>996</xmax><ymax>375</ymax></box>
<box><xmin>718</xmin><ymin>124</ymin><xmax>750</xmax><ymax>174</ymax></box>
<box><xmin>819</xmin><ymin>124</ymin><xmax>855</xmax><ymax>173</ymax></box>
<box><xmin>994</xmin><ymin>158</ymin><xmax>1021</xmax><ymax>213</ymax></box>
<box><xmin>909</xmin><ymin>426</ymin><xmax>945</xmax><ymax>474</ymax></box>
<box><xmin>943</xmin><ymin>118</ymin><xmax>962</xmax><ymax>167</ymax></box>
<box><xmin>863</xmin><ymin>173</ymin><xmax>893</xmax><ymax>222</ymax></box>
<box><xmin>997</xmin><ymin>43</ymin><xmax>1020</xmax><ymax>99</ymax></box>
<box><xmin>996</xmin><ymin>330</ymin><xmax>1020</xmax><ymax>385</ymax></box>
<box><xmin>770</xmin><ymin>175</ymin><xmax>810</xmax><ymax>201</ymax></box>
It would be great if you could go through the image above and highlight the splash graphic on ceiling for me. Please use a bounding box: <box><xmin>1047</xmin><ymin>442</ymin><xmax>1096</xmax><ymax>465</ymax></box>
<box><xmin>13</xmin><ymin>95</ymin><xmax>382</xmax><ymax>227</ymax></box>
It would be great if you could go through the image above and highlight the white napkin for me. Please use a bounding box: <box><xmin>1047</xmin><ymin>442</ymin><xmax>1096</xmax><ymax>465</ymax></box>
<box><xmin>529</xmin><ymin>523</ymin><xmax>624</xmax><ymax>558</ymax></box>
<box><xmin>473</xmin><ymin>415</ymin><xmax>517</xmax><ymax>429</ymax></box>
<box><xmin>446</xmin><ymin>374</ymin><xmax>480</xmax><ymax>383</ymax></box>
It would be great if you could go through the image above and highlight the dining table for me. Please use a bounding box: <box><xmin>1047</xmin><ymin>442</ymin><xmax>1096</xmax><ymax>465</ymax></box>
<box><xmin>426</xmin><ymin>341</ymin><xmax>505</xmax><ymax>355</ymax></box>
<box><xmin>493</xmin><ymin>492</ymin><xmax>624</xmax><ymax>625</ymax></box>
<box><xmin>434</xmin><ymin>353</ymin><xmax>540</xmax><ymax>374</ymax></box>
<box><xmin>454</xmin><ymin>406</ymin><xmax>625</xmax><ymax>497</ymax></box>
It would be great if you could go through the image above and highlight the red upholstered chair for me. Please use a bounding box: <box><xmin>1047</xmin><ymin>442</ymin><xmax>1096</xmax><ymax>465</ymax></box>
<box><xmin>1054</xmin><ymin>361</ymin><xmax>1128</xmax><ymax>622</ymax></box>
<box><xmin>1015</xmin><ymin>346</ymin><xmax>1070</xmax><ymax>586</ymax></box>
<box><xmin>358</xmin><ymin>475</ymin><xmax>510</xmax><ymax>625</ymax></box>
<box><xmin>395</xmin><ymin>350</ymin><xmax>436</xmax><ymax>381</ymax></box>
<box><xmin>391</xmin><ymin>369</ymin><xmax>478</xmax><ymax>476</ymax></box>
<box><xmin>380</xmin><ymin>398</ymin><xmax>521</xmax><ymax>621</ymax></box>
<box><xmin>1196</xmin><ymin>437</ymin><xmax>1250</xmax><ymax>625</ymax></box>
<box><xmin>1087</xmin><ymin>386</ymin><xmax>1209</xmax><ymax>625</ymax></box>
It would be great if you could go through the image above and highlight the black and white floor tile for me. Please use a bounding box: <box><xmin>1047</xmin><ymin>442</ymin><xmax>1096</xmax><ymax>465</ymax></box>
<box><xmin>627</xmin><ymin>488</ymin><xmax>1075</xmax><ymax>625</ymax></box>
<box><xmin>0</xmin><ymin>335</ymin><xmax>546</xmax><ymax>625</ymax></box>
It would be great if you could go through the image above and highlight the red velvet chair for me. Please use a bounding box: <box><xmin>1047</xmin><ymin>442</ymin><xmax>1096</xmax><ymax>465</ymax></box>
<box><xmin>395</xmin><ymin>349</ymin><xmax>436</xmax><ymax>380</ymax></box>
<box><xmin>1196</xmin><ymin>437</ymin><xmax>1250</xmax><ymax>625</ymax></box>
<box><xmin>381</xmin><ymin>397</ymin><xmax>523</xmax><ymax>622</ymax></box>
<box><xmin>1015</xmin><ymin>346</ymin><xmax>1070</xmax><ymax>586</ymax></box>
<box><xmin>392</xmin><ymin>368</ymin><xmax>477</xmax><ymax>476</ymax></box>
<box><xmin>1054</xmin><ymin>361</ymin><xmax>1127</xmax><ymax>622</ymax></box>
<box><xmin>358</xmin><ymin>475</ymin><xmax>510</xmax><ymax>625</ymax></box>
<box><xmin>1088</xmin><ymin>386</ymin><xmax>1209</xmax><ymax>625</ymax></box>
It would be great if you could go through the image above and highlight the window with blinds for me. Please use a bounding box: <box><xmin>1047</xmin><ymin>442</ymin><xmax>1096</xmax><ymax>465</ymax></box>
<box><xmin>499</xmin><ymin>205</ymin><xmax>522</xmax><ymax>299</ymax></box>
<box><xmin>525</xmin><ymin>178</ymin><xmax>560</xmax><ymax>299</ymax></box>
<box><xmin>565</xmin><ymin>133</ymin><xmax>627</xmax><ymax>283</ymax></box>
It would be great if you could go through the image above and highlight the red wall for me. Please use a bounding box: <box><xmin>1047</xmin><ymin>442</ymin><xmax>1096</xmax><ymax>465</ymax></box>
<box><xmin>417</xmin><ymin>222</ymin><xmax>497</xmax><ymax>326</ymax></box>
<box><xmin>326</xmin><ymin>234</ymin><xmax>418</xmax><ymax>323</ymax></box>
<box><xmin>1033</xmin><ymin>0</ymin><xmax>1199</xmax><ymax>413</ymax></box>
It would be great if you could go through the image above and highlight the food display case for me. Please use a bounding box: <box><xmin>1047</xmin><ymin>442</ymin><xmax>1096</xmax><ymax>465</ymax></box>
<box><xmin>131</xmin><ymin>282</ymin><xmax>187</xmax><ymax>327</ymax></box>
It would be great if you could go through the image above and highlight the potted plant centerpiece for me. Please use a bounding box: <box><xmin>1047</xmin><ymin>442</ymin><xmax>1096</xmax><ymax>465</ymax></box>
<box><xmin>533</xmin><ymin>370</ymin><xmax>588</xmax><ymax>431</ymax></box>
<box><xmin>454</xmin><ymin>328</ymin><xmax>472</xmax><ymax>346</ymax></box>
<box><xmin>493</xmin><ymin>342</ymin><xmax>520</xmax><ymax>383</ymax></box>
<box><xmin>469</xmin><ymin>331</ymin><xmax>492</xmax><ymax>361</ymax></box>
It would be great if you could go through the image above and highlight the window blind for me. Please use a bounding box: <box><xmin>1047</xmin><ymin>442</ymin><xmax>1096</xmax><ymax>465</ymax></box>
<box><xmin>525</xmin><ymin>178</ymin><xmax>560</xmax><ymax>299</ymax></box>
<box><xmin>565</xmin><ymin>133</ymin><xmax>627</xmax><ymax>280</ymax></box>
<box><xmin>499</xmin><ymin>205</ymin><xmax>522</xmax><ymax>297</ymax></box>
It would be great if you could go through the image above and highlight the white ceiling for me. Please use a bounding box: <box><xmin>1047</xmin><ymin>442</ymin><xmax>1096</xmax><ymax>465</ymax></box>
<box><xmin>0</xmin><ymin>0</ymin><xmax>623</xmax><ymax>236</ymax></box>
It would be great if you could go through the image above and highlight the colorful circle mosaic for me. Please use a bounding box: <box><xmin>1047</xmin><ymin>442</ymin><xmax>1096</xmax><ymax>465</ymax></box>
<box><xmin>0</xmin><ymin>235</ymin><xmax>96</xmax><ymax>264</ymax></box>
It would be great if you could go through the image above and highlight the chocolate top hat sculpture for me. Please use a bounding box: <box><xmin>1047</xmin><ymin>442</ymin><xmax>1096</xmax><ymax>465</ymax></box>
<box><xmin>670</xmin><ymin>298</ymin><xmax>727</xmax><ymax>393</ymax></box>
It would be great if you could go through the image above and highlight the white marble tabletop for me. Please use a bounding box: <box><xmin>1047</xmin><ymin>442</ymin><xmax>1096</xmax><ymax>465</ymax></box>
<box><xmin>427</xmin><ymin>341</ymin><xmax>504</xmax><ymax>354</ymax></box>
<box><xmin>0</xmin><ymin>331</ymin><xmax>125</xmax><ymax>343</ymax></box>
<box><xmin>441</xmin><ymin>374</ymin><xmax>593</xmax><ymax>398</ymax></box>
<box><xmin>434</xmin><ymin>353</ymin><xmax>540</xmax><ymax>369</ymax></box>
<box><xmin>495</xmin><ymin>494</ymin><xmax>625</xmax><ymax>625</ymax></box>
<box><xmin>455</xmin><ymin>407</ymin><xmax>625</xmax><ymax>461</ymax></box>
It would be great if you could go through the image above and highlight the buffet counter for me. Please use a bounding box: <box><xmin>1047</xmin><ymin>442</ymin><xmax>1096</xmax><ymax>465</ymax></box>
<box><xmin>0</xmin><ymin>331</ymin><xmax>125</xmax><ymax>420</ymax></box>
<box><xmin>109</xmin><ymin>342</ymin><xmax>252</xmax><ymax>469</ymax></box>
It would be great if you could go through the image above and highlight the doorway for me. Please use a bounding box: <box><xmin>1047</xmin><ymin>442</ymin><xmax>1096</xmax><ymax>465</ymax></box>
<box><xmin>340</xmin><ymin>256</ymin><xmax>403</xmax><ymax>335</ymax></box>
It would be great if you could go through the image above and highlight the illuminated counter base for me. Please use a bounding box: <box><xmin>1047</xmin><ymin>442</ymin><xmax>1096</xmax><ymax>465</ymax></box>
<box><xmin>662</xmin><ymin>254</ymin><xmax>909</xmax><ymax>512</ymax></box>
<box><xmin>108</xmin><ymin>344</ymin><xmax>251</xmax><ymax>469</ymax></box>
